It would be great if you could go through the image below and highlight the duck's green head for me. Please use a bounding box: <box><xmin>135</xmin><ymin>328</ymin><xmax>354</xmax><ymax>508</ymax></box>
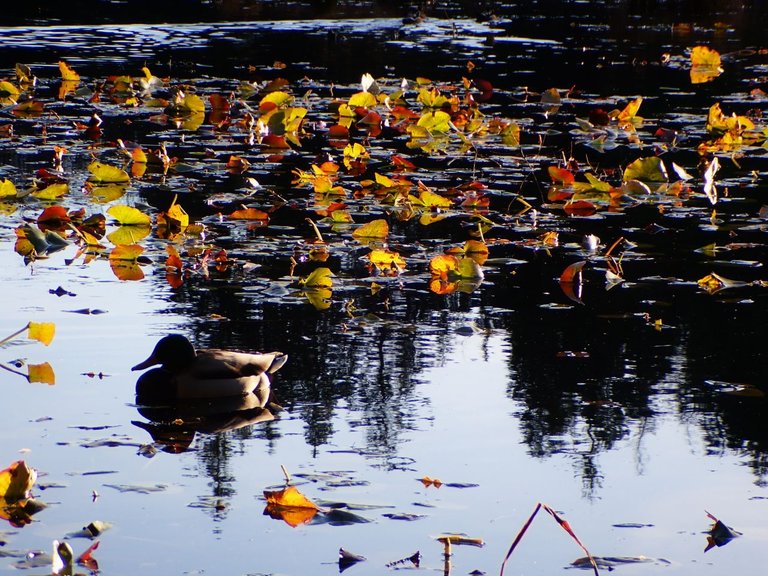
<box><xmin>132</xmin><ymin>334</ymin><xmax>197</xmax><ymax>373</ymax></box>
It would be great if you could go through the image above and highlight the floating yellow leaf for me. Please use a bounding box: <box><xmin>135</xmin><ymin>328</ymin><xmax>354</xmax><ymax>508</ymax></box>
<box><xmin>617</xmin><ymin>97</ymin><xmax>643</xmax><ymax>122</ymax></box>
<box><xmin>31</xmin><ymin>182</ymin><xmax>68</xmax><ymax>200</ymax></box>
<box><xmin>88</xmin><ymin>161</ymin><xmax>130</xmax><ymax>183</ymax></box>
<box><xmin>300</xmin><ymin>267</ymin><xmax>334</xmax><ymax>288</ymax></box>
<box><xmin>690</xmin><ymin>46</ymin><xmax>723</xmax><ymax>84</ymax></box>
<box><xmin>260</xmin><ymin>91</ymin><xmax>294</xmax><ymax>108</ymax></box>
<box><xmin>417</xmin><ymin>86</ymin><xmax>449</xmax><ymax>108</ymax></box>
<box><xmin>419</xmin><ymin>212</ymin><xmax>448</xmax><ymax>226</ymax></box>
<box><xmin>0</xmin><ymin>179</ymin><xmax>17</xmax><ymax>198</ymax></box>
<box><xmin>0</xmin><ymin>81</ymin><xmax>20</xmax><ymax>105</ymax></box>
<box><xmin>166</xmin><ymin>197</ymin><xmax>189</xmax><ymax>228</ymax></box>
<box><xmin>58</xmin><ymin>61</ymin><xmax>80</xmax><ymax>82</ymax></box>
<box><xmin>28</xmin><ymin>362</ymin><xmax>55</xmax><ymax>385</ymax></box>
<box><xmin>623</xmin><ymin>157</ymin><xmax>668</xmax><ymax>182</ymax></box>
<box><xmin>180</xmin><ymin>111</ymin><xmax>205</xmax><ymax>130</ymax></box>
<box><xmin>27</xmin><ymin>322</ymin><xmax>55</xmax><ymax>346</ymax></box>
<box><xmin>107</xmin><ymin>205</ymin><xmax>151</xmax><ymax>226</ymax></box>
<box><xmin>330</xmin><ymin>210</ymin><xmax>354</xmax><ymax>223</ymax></box>
<box><xmin>348</xmin><ymin>91</ymin><xmax>377</xmax><ymax>108</ymax></box>
<box><xmin>179</xmin><ymin>92</ymin><xmax>205</xmax><ymax>114</ymax></box>
<box><xmin>368</xmin><ymin>249</ymin><xmax>406</xmax><ymax>272</ymax></box>
<box><xmin>418</xmin><ymin>188</ymin><xmax>452</xmax><ymax>208</ymax></box>
<box><xmin>417</xmin><ymin>110</ymin><xmax>452</xmax><ymax>133</ymax></box>
<box><xmin>0</xmin><ymin>460</ymin><xmax>37</xmax><ymax>501</ymax></box>
<box><xmin>705</xmin><ymin>102</ymin><xmax>754</xmax><ymax>136</ymax></box>
<box><xmin>352</xmin><ymin>219</ymin><xmax>389</xmax><ymax>239</ymax></box>
<box><xmin>374</xmin><ymin>172</ymin><xmax>396</xmax><ymax>187</ymax></box>
<box><xmin>264</xmin><ymin>485</ymin><xmax>318</xmax><ymax>510</ymax></box>
<box><xmin>343</xmin><ymin>143</ymin><xmax>369</xmax><ymax>165</ymax></box>
<box><xmin>263</xmin><ymin>485</ymin><xmax>319</xmax><ymax>527</ymax></box>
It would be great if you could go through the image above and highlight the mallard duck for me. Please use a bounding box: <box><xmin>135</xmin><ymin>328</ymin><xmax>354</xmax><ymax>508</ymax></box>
<box><xmin>132</xmin><ymin>334</ymin><xmax>287</xmax><ymax>403</ymax></box>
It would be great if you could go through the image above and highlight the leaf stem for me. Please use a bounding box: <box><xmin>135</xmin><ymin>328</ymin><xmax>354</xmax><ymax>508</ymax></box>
<box><xmin>0</xmin><ymin>323</ymin><xmax>31</xmax><ymax>348</ymax></box>
<box><xmin>280</xmin><ymin>464</ymin><xmax>291</xmax><ymax>484</ymax></box>
<box><xmin>305</xmin><ymin>218</ymin><xmax>324</xmax><ymax>244</ymax></box>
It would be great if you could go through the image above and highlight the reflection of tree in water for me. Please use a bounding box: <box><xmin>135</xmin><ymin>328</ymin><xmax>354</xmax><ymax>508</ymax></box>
<box><xmin>159</xmin><ymin>277</ymin><xmax>459</xmax><ymax>480</ymax></box>
<box><xmin>676</xmin><ymin>300</ymin><xmax>768</xmax><ymax>482</ymax></box>
<box><xmin>498</xmin><ymin>256</ymin><xmax>676</xmax><ymax>496</ymax></box>
<box><xmin>152</xmin><ymin>242</ymin><xmax>768</xmax><ymax>499</ymax></box>
<box><xmin>498</xmin><ymin>251</ymin><xmax>768</xmax><ymax>490</ymax></box>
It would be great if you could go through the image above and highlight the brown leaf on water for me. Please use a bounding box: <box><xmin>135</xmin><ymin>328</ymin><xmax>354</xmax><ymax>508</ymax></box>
<box><xmin>705</xmin><ymin>511</ymin><xmax>741</xmax><ymax>551</ymax></box>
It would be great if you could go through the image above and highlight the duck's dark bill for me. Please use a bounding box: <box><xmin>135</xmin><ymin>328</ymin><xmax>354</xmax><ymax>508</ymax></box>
<box><xmin>132</xmin><ymin>355</ymin><xmax>159</xmax><ymax>371</ymax></box>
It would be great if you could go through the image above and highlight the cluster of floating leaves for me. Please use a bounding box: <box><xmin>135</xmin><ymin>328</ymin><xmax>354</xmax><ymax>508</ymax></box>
<box><xmin>1</xmin><ymin>47</ymin><xmax>766</xmax><ymax>316</ymax></box>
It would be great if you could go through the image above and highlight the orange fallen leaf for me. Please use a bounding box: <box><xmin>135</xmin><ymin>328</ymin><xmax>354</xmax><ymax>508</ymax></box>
<box><xmin>263</xmin><ymin>485</ymin><xmax>319</xmax><ymax>526</ymax></box>
<box><xmin>548</xmin><ymin>166</ymin><xmax>575</xmax><ymax>184</ymax></box>
<box><xmin>228</xmin><ymin>207</ymin><xmax>269</xmax><ymax>221</ymax></box>
<box><xmin>264</xmin><ymin>485</ymin><xmax>318</xmax><ymax>509</ymax></box>
<box><xmin>429</xmin><ymin>253</ymin><xmax>459</xmax><ymax>277</ymax></box>
<box><xmin>564</xmin><ymin>200</ymin><xmax>597</xmax><ymax>216</ymax></box>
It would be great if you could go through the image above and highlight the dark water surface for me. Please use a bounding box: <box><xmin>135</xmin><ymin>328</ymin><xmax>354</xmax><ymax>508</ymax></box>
<box><xmin>1</xmin><ymin>2</ymin><xmax>767</xmax><ymax>575</ymax></box>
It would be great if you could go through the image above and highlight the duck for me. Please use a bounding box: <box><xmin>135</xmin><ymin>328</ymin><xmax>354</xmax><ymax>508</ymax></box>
<box><xmin>132</xmin><ymin>334</ymin><xmax>287</xmax><ymax>404</ymax></box>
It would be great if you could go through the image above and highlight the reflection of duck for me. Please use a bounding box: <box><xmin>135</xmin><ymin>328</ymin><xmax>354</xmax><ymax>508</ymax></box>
<box><xmin>132</xmin><ymin>334</ymin><xmax>287</xmax><ymax>403</ymax></box>
<box><xmin>133</xmin><ymin>393</ymin><xmax>277</xmax><ymax>453</ymax></box>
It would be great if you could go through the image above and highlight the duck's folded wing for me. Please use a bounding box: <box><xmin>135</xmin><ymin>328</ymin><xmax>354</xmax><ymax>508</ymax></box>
<box><xmin>175</xmin><ymin>374</ymin><xmax>261</xmax><ymax>398</ymax></box>
<box><xmin>196</xmin><ymin>350</ymin><xmax>287</xmax><ymax>377</ymax></box>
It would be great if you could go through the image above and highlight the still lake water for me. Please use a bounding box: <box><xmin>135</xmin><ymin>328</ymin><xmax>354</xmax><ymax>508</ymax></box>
<box><xmin>1</xmin><ymin>3</ymin><xmax>768</xmax><ymax>575</ymax></box>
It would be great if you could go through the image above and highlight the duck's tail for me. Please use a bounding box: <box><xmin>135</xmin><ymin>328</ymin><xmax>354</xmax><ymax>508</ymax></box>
<box><xmin>267</xmin><ymin>353</ymin><xmax>288</xmax><ymax>374</ymax></box>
